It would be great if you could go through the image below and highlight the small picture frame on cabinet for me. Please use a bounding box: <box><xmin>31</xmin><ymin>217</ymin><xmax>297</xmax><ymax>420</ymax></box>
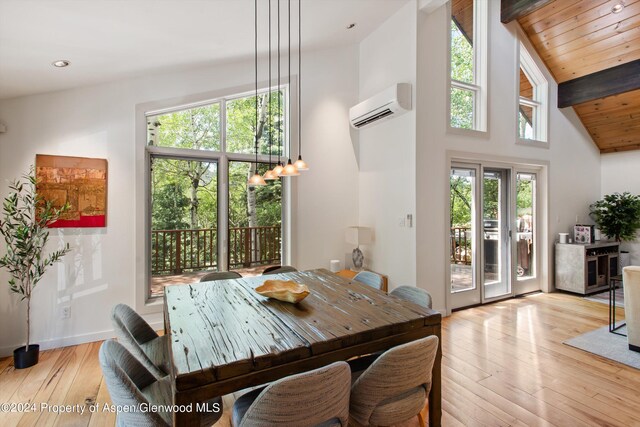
<box><xmin>574</xmin><ymin>225</ymin><xmax>593</xmax><ymax>244</ymax></box>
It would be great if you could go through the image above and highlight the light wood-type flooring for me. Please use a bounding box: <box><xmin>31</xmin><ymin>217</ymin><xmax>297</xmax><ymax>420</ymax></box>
<box><xmin>0</xmin><ymin>292</ymin><xmax>636</xmax><ymax>426</ymax></box>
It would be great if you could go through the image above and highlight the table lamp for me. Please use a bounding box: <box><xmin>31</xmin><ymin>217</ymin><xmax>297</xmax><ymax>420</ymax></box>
<box><xmin>346</xmin><ymin>226</ymin><xmax>373</xmax><ymax>270</ymax></box>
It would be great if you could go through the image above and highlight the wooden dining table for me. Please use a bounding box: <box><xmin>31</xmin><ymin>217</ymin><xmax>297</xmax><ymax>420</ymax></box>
<box><xmin>164</xmin><ymin>269</ymin><xmax>442</xmax><ymax>426</ymax></box>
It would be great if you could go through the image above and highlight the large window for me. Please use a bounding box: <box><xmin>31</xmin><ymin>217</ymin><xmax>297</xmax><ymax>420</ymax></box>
<box><xmin>146</xmin><ymin>88</ymin><xmax>287</xmax><ymax>299</ymax></box>
<box><xmin>518</xmin><ymin>42</ymin><xmax>548</xmax><ymax>143</ymax></box>
<box><xmin>449</xmin><ymin>0</ymin><xmax>487</xmax><ymax>131</ymax></box>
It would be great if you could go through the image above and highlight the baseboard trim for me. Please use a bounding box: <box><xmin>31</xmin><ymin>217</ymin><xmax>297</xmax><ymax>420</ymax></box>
<box><xmin>0</xmin><ymin>320</ymin><xmax>164</xmax><ymax>358</ymax></box>
<box><xmin>630</xmin><ymin>343</ymin><xmax>640</xmax><ymax>353</ymax></box>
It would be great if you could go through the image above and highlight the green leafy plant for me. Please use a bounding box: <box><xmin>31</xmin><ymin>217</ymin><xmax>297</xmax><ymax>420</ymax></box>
<box><xmin>590</xmin><ymin>192</ymin><xmax>640</xmax><ymax>242</ymax></box>
<box><xmin>0</xmin><ymin>167</ymin><xmax>71</xmax><ymax>351</ymax></box>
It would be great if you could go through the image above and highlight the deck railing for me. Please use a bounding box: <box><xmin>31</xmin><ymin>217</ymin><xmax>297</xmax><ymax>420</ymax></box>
<box><xmin>451</xmin><ymin>227</ymin><xmax>472</xmax><ymax>265</ymax></box>
<box><xmin>151</xmin><ymin>225</ymin><xmax>281</xmax><ymax>274</ymax></box>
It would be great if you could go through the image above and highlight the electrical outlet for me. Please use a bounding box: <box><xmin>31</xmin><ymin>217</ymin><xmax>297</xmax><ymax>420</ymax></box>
<box><xmin>61</xmin><ymin>306</ymin><xmax>70</xmax><ymax>319</ymax></box>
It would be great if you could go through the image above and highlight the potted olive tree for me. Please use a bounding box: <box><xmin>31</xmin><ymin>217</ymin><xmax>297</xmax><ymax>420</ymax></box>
<box><xmin>0</xmin><ymin>168</ymin><xmax>71</xmax><ymax>369</ymax></box>
<box><xmin>590</xmin><ymin>192</ymin><xmax>640</xmax><ymax>268</ymax></box>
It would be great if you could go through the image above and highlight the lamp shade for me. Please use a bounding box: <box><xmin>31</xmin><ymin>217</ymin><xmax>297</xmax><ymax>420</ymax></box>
<box><xmin>345</xmin><ymin>226</ymin><xmax>373</xmax><ymax>246</ymax></box>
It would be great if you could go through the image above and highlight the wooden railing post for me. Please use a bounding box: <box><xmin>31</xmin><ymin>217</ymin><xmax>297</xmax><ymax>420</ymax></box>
<box><xmin>243</xmin><ymin>229</ymin><xmax>251</xmax><ymax>268</ymax></box>
<box><xmin>175</xmin><ymin>231</ymin><xmax>182</xmax><ymax>274</ymax></box>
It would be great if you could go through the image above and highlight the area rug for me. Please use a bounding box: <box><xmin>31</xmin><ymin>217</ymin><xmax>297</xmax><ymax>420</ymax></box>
<box><xmin>564</xmin><ymin>324</ymin><xmax>640</xmax><ymax>370</ymax></box>
<box><xmin>584</xmin><ymin>287</ymin><xmax>624</xmax><ymax>307</ymax></box>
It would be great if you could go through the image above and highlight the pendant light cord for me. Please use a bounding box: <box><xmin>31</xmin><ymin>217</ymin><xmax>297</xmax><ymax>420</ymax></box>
<box><xmin>288</xmin><ymin>0</ymin><xmax>292</xmax><ymax>162</ymax></box>
<box><xmin>277</xmin><ymin>0</ymin><xmax>282</xmax><ymax>166</ymax></box>
<box><xmin>267</xmin><ymin>0</ymin><xmax>272</xmax><ymax>169</ymax></box>
<box><xmin>298</xmin><ymin>0</ymin><xmax>302</xmax><ymax>157</ymax></box>
<box><xmin>254</xmin><ymin>0</ymin><xmax>259</xmax><ymax>167</ymax></box>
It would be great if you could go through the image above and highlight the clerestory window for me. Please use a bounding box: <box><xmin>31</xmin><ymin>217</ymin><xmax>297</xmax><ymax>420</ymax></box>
<box><xmin>449</xmin><ymin>0</ymin><xmax>487</xmax><ymax>132</ymax></box>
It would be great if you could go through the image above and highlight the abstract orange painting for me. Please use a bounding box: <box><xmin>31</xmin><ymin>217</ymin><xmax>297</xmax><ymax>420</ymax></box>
<box><xmin>35</xmin><ymin>155</ymin><xmax>108</xmax><ymax>228</ymax></box>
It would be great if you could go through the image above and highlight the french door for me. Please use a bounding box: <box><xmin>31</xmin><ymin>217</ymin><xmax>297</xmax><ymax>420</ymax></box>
<box><xmin>450</xmin><ymin>161</ymin><xmax>540</xmax><ymax>310</ymax></box>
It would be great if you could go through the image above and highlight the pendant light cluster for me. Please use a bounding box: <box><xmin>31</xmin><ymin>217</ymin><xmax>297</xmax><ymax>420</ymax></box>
<box><xmin>249</xmin><ymin>0</ymin><xmax>308</xmax><ymax>187</ymax></box>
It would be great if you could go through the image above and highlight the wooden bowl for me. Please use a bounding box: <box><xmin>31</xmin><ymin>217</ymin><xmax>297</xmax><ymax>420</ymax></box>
<box><xmin>255</xmin><ymin>280</ymin><xmax>310</xmax><ymax>303</ymax></box>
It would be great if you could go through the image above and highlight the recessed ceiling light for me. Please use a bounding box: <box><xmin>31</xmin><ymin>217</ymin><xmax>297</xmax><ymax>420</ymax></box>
<box><xmin>346</xmin><ymin>23</ymin><xmax>356</xmax><ymax>30</ymax></box>
<box><xmin>611</xmin><ymin>3</ymin><xmax>624</xmax><ymax>13</ymax></box>
<box><xmin>51</xmin><ymin>60</ymin><xmax>70</xmax><ymax>68</ymax></box>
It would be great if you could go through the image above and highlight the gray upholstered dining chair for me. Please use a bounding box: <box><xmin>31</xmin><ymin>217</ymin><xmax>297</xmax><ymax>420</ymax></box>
<box><xmin>232</xmin><ymin>361</ymin><xmax>351</xmax><ymax>427</ymax></box>
<box><xmin>200</xmin><ymin>270</ymin><xmax>242</xmax><ymax>282</ymax></box>
<box><xmin>99</xmin><ymin>340</ymin><xmax>222</xmax><ymax>427</ymax></box>
<box><xmin>390</xmin><ymin>286</ymin><xmax>433</xmax><ymax>309</ymax></box>
<box><xmin>349</xmin><ymin>336</ymin><xmax>439</xmax><ymax>427</ymax></box>
<box><xmin>262</xmin><ymin>265</ymin><xmax>298</xmax><ymax>275</ymax></box>
<box><xmin>111</xmin><ymin>303</ymin><xmax>169</xmax><ymax>380</ymax></box>
<box><xmin>353</xmin><ymin>271</ymin><xmax>384</xmax><ymax>291</ymax></box>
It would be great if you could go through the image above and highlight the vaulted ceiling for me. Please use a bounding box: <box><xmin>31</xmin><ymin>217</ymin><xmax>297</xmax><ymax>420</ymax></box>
<box><xmin>514</xmin><ymin>0</ymin><xmax>640</xmax><ymax>153</ymax></box>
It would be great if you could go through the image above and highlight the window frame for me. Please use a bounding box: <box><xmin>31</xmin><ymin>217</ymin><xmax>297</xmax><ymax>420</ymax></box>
<box><xmin>517</xmin><ymin>41</ymin><xmax>548</xmax><ymax>145</ymax></box>
<box><xmin>139</xmin><ymin>82</ymin><xmax>293</xmax><ymax>304</ymax></box>
<box><xmin>447</xmin><ymin>0</ymin><xmax>488</xmax><ymax>134</ymax></box>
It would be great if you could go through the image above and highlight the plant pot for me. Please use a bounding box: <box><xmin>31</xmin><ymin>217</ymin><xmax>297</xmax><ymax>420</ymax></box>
<box><xmin>13</xmin><ymin>344</ymin><xmax>39</xmax><ymax>369</ymax></box>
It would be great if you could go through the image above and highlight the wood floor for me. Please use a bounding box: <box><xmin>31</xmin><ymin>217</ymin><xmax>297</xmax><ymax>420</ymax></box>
<box><xmin>0</xmin><ymin>292</ymin><xmax>636</xmax><ymax>427</ymax></box>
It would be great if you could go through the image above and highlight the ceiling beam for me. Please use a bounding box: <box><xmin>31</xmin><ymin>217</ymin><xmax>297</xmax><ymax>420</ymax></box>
<box><xmin>558</xmin><ymin>60</ymin><xmax>640</xmax><ymax>108</ymax></box>
<box><xmin>501</xmin><ymin>0</ymin><xmax>553</xmax><ymax>23</ymax></box>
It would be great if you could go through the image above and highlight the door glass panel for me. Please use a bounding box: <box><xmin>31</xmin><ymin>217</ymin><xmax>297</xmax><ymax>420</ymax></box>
<box><xmin>228</xmin><ymin>161</ymin><xmax>282</xmax><ymax>272</ymax></box>
<box><xmin>150</xmin><ymin>157</ymin><xmax>218</xmax><ymax>298</ymax></box>
<box><xmin>450</xmin><ymin>167</ymin><xmax>476</xmax><ymax>293</ymax></box>
<box><xmin>483</xmin><ymin>169</ymin><xmax>510</xmax><ymax>299</ymax></box>
<box><xmin>516</xmin><ymin>173</ymin><xmax>535</xmax><ymax>280</ymax></box>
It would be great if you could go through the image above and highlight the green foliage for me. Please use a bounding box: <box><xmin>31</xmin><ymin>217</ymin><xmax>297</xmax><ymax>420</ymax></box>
<box><xmin>450</xmin><ymin>20</ymin><xmax>475</xmax><ymax>129</ymax></box>
<box><xmin>229</xmin><ymin>162</ymin><xmax>281</xmax><ymax>228</ymax></box>
<box><xmin>590</xmin><ymin>192</ymin><xmax>640</xmax><ymax>242</ymax></box>
<box><xmin>226</xmin><ymin>92</ymin><xmax>284</xmax><ymax>155</ymax></box>
<box><xmin>0</xmin><ymin>167</ymin><xmax>72</xmax><ymax>349</ymax></box>
<box><xmin>450</xmin><ymin>176</ymin><xmax>472</xmax><ymax>227</ymax></box>
<box><xmin>152</xmin><ymin>182</ymin><xmax>191</xmax><ymax>230</ymax></box>
<box><xmin>149</xmin><ymin>91</ymin><xmax>283</xmax><ymax>234</ymax></box>
<box><xmin>153</xmin><ymin>104</ymin><xmax>221</xmax><ymax>150</ymax></box>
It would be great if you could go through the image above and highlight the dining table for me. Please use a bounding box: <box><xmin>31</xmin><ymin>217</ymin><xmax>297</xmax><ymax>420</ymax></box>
<box><xmin>163</xmin><ymin>268</ymin><xmax>442</xmax><ymax>426</ymax></box>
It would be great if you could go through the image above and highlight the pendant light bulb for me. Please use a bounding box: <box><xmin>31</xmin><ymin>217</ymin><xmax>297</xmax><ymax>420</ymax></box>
<box><xmin>281</xmin><ymin>158</ymin><xmax>300</xmax><ymax>176</ymax></box>
<box><xmin>263</xmin><ymin>169</ymin><xmax>277</xmax><ymax>180</ymax></box>
<box><xmin>293</xmin><ymin>155</ymin><xmax>309</xmax><ymax>171</ymax></box>
<box><xmin>248</xmin><ymin>172</ymin><xmax>267</xmax><ymax>186</ymax></box>
<box><xmin>272</xmin><ymin>162</ymin><xmax>285</xmax><ymax>176</ymax></box>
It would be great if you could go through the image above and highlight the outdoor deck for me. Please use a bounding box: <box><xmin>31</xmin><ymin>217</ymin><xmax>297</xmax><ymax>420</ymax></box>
<box><xmin>150</xmin><ymin>264</ymin><xmax>277</xmax><ymax>297</ymax></box>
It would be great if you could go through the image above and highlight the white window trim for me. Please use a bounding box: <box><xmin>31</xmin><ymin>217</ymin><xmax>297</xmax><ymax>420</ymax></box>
<box><xmin>134</xmin><ymin>80</ymin><xmax>296</xmax><ymax>312</ymax></box>
<box><xmin>516</xmin><ymin>41</ymin><xmax>548</xmax><ymax>145</ymax></box>
<box><xmin>447</xmin><ymin>0</ymin><xmax>488</xmax><ymax>133</ymax></box>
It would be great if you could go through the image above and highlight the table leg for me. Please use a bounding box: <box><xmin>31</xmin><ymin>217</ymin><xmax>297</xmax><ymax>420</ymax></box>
<box><xmin>428</xmin><ymin>328</ymin><xmax>442</xmax><ymax>427</ymax></box>
<box><xmin>173</xmin><ymin>392</ymin><xmax>202</xmax><ymax>427</ymax></box>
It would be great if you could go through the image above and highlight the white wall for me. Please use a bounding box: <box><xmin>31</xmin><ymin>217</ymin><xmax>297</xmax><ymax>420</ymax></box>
<box><xmin>357</xmin><ymin>1</ymin><xmax>418</xmax><ymax>290</ymax></box>
<box><xmin>0</xmin><ymin>45</ymin><xmax>359</xmax><ymax>356</ymax></box>
<box><xmin>601</xmin><ymin>151</ymin><xmax>640</xmax><ymax>265</ymax></box>
<box><xmin>415</xmin><ymin>1</ymin><xmax>601</xmax><ymax>313</ymax></box>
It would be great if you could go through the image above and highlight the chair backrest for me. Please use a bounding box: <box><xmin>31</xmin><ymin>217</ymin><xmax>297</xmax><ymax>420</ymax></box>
<box><xmin>99</xmin><ymin>340</ymin><xmax>170</xmax><ymax>427</ymax></box>
<box><xmin>350</xmin><ymin>336</ymin><xmax>439</xmax><ymax>426</ymax></box>
<box><xmin>111</xmin><ymin>304</ymin><xmax>165</xmax><ymax>379</ymax></box>
<box><xmin>200</xmin><ymin>270</ymin><xmax>242</xmax><ymax>282</ymax></box>
<box><xmin>262</xmin><ymin>265</ymin><xmax>298</xmax><ymax>275</ymax></box>
<box><xmin>390</xmin><ymin>286</ymin><xmax>433</xmax><ymax>309</ymax></box>
<box><xmin>353</xmin><ymin>271</ymin><xmax>384</xmax><ymax>290</ymax></box>
<box><xmin>239</xmin><ymin>361</ymin><xmax>351</xmax><ymax>427</ymax></box>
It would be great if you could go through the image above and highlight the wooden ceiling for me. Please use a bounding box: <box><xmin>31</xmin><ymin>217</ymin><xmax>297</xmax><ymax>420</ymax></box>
<box><xmin>517</xmin><ymin>0</ymin><xmax>640</xmax><ymax>153</ymax></box>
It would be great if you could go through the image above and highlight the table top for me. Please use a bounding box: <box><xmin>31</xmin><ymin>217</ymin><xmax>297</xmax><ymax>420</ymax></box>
<box><xmin>611</xmin><ymin>275</ymin><xmax>623</xmax><ymax>282</ymax></box>
<box><xmin>164</xmin><ymin>268</ymin><xmax>439</xmax><ymax>392</ymax></box>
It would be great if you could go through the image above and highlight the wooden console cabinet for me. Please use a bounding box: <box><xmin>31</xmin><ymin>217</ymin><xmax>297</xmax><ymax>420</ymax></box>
<box><xmin>555</xmin><ymin>242</ymin><xmax>619</xmax><ymax>295</ymax></box>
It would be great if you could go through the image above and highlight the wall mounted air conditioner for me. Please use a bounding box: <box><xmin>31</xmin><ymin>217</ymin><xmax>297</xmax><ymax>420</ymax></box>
<box><xmin>349</xmin><ymin>83</ymin><xmax>411</xmax><ymax>129</ymax></box>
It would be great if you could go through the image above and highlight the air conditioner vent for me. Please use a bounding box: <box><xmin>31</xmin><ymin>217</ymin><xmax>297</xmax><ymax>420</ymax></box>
<box><xmin>349</xmin><ymin>83</ymin><xmax>411</xmax><ymax>129</ymax></box>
